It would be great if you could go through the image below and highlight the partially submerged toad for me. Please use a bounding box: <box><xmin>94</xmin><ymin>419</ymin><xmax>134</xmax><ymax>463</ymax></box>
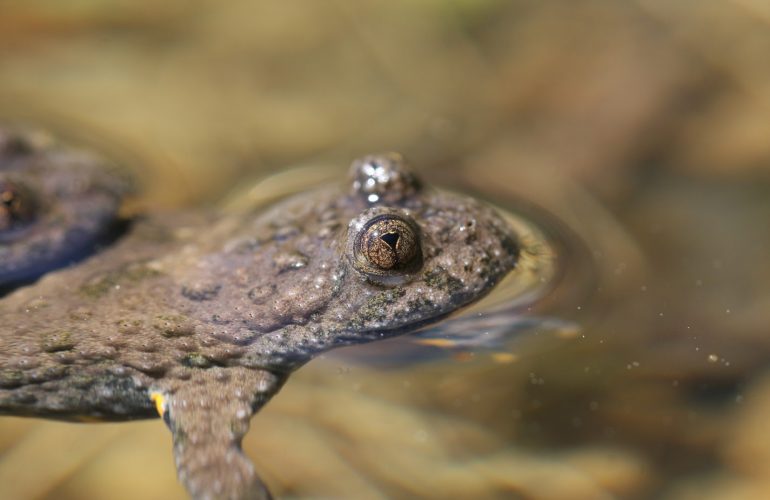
<box><xmin>0</xmin><ymin>129</ymin><xmax>521</xmax><ymax>499</ymax></box>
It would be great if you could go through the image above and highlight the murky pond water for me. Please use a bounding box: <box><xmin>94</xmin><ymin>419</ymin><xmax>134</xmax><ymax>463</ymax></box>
<box><xmin>1</xmin><ymin>1</ymin><xmax>770</xmax><ymax>499</ymax></box>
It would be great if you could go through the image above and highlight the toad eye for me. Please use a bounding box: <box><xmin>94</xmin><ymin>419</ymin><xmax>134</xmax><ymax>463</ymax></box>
<box><xmin>353</xmin><ymin>213</ymin><xmax>422</xmax><ymax>277</ymax></box>
<box><xmin>0</xmin><ymin>180</ymin><xmax>36</xmax><ymax>235</ymax></box>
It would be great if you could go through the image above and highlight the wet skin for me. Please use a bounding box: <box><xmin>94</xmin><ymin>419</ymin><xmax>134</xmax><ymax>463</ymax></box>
<box><xmin>0</xmin><ymin>130</ymin><xmax>519</xmax><ymax>499</ymax></box>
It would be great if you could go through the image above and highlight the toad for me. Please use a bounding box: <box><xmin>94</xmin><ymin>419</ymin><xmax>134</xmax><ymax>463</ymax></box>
<box><xmin>0</xmin><ymin>129</ymin><xmax>520</xmax><ymax>499</ymax></box>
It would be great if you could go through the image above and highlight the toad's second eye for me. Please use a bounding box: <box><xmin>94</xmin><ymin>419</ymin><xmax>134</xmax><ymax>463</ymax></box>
<box><xmin>353</xmin><ymin>213</ymin><xmax>422</xmax><ymax>277</ymax></box>
<box><xmin>0</xmin><ymin>180</ymin><xmax>36</xmax><ymax>234</ymax></box>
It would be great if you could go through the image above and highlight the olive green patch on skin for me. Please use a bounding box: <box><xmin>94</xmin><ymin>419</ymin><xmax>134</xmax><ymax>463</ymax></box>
<box><xmin>0</xmin><ymin>370</ymin><xmax>23</xmax><ymax>388</ymax></box>
<box><xmin>391</xmin><ymin>297</ymin><xmax>440</xmax><ymax>325</ymax></box>
<box><xmin>153</xmin><ymin>315</ymin><xmax>195</xmax><ymax>338</ymax></box>
<box><xmin>69</xmin><ymin>374</ymin><xmax>95</xmax><ymax>388</ymax></box>
<box><xmin>349</xmin><ymin>287</ymin><xmax>407</xmax><ymax>327</ymax></box>
<box><xmin>35</xmin><ymin>365</ymin><xmax>68</xmax><ymax>381</ymax></box>
<box><xmin>116</xmin><ymin>319</ymin><xmax>143</xmax><ymax>334</ymax></box>
<box><xmin>79</xmin><ymin>262</ymin><xmax>162</xmax><ymax>299</ymax></box>
<box><xmin>423</xmin><ymin>267</ymin><xmax>464</xmax><ymax>293</ymax></box>
<box><xmin>40</xmin><ymin>330</ymin><xmax>76</xmax><ymax>352</ymax></box>
<box><xmin>406</xmin><ymin>297</ymin><xmax>437</xmax><ymax>313</ymax></box>
<box><xmin>68</xmin><ymin>309</ymin><xmax>94</xmax><ymax>321</ymax></box>
<box><xmin>181</xmin><ymin>353</ymin><xmax>215</xmax><ymax>369</ymax></box>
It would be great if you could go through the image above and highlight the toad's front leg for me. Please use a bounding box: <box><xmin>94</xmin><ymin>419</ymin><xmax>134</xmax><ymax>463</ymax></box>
<box><xmin>153</xmin><ymin>367</ymin><xmax>286</xmax><ymax>500</ymax></box>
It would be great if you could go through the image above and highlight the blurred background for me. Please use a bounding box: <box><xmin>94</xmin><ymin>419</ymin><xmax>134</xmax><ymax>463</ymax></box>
<box><xmin>1</xmin><ymin>1</ymin><xmax>770</xmax><ymax>498</ymax></box>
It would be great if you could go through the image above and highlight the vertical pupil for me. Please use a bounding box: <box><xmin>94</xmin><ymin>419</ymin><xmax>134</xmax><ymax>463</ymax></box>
<box><xmin>380</xmin><ymin>231</ymin><xmax>399</xmax><ymax>250</ymax></box>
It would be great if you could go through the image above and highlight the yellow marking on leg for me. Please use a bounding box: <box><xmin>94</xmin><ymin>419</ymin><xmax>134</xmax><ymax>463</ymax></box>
<box><xmin>150</xmin><ymin>391</ymin><xmax>167</xmax><ymax>418</ymax></box>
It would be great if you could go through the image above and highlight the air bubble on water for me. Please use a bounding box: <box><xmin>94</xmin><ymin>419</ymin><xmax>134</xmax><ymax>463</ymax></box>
<box><xmin>707</xmin><ymin>354</ymin><xmax>718</xmax><ymax>363</ymax></box>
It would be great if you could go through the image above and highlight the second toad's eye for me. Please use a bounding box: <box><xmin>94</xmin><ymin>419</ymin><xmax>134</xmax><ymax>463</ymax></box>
<box><xmin>0</xmin><ymin>180</ymin><xmax>36</xmax><ymax>234</ymax></box>
<box><xmin>354</xmin><ymin>214</ymin><xmax>422</xmax><ymax>276</ymax></box>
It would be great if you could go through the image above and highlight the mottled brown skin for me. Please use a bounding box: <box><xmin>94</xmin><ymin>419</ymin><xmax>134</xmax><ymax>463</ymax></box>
<box><xmin>0</xmin><ymin>144</ymin><xmax>518</xmax><ymax>499</ymax></box>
